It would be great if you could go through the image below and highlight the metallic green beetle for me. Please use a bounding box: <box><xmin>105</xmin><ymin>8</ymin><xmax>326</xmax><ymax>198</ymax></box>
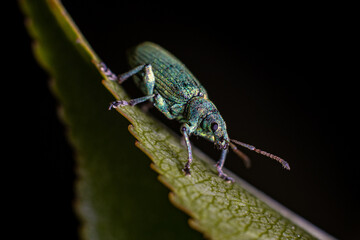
<box><xmin>100</xmin><ymin>42</ymin><xmax>290</xmax><ymax>182</ymax></box>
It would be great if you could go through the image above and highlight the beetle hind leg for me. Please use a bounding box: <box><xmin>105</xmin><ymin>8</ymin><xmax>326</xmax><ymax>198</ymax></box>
<box><xmin>102</xmin><ymin>62</ymin><xmax>157</xmax><ymax>110</ymax></box>
<box><xmin>99</xmin><ymin>62</ymin><xmax>155</xmax><ymax>91</ymax></box>
<box><xmin>109</xmin><ymin>94</ymin><xmax>156</xmax><ymax>109</ymax></box>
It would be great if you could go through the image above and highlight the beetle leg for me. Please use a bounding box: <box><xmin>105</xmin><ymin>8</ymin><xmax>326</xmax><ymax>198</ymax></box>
<box><xmin>117</xmin><ymin>64</ymin><xmax>146</xmax><ymax>84</ymax></box>
<box><xmin>181</xmin><ymin>124</ymin><xmax>193</xmax><ymax>176</ymax></box>
<box><xmin>101</xmin><ymin>62</ymin><xmax>156</xmax><ymax>96</ymax></box>
<box><xmin>116</xmin><ymin>63</ymin><xmax>155</xmax><ymax>93</ymax></box>
<box><xmin>216</xmin><ymin>149</ymin><xmax>234</xmax><ymax>182</ymax></box>
<box><xmin>100</xmin><ymin>62</ymin><xmax>147</xmax><ymax>84</ymax></box>
<box><xmin>109</xmin><ymin>94</ymin><xmax>155</xmax><ymax>109</ymax></box>
<box><xmin>103</xmin><ymin>63</ymin><xmax>157</xmax><ymax>110</ymax></box>
<box><xmin>143</xmin><ymin>64</ymin><xmax>155</xmax><ymax>96</ymax></box>
<box><xmin>153</xmin><ymin>94</ymin><xmax>176</xmax><ymax>119</ymax></box>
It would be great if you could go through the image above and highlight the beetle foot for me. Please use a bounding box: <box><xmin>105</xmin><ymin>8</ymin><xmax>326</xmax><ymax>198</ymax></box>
<box><xmin>108</xmin><ymin>100</ymin><xmax>130</xmax><ymax>110</ymax></box>
<box><xmin>99</xmin><ymin>62</ymin><xmax>117</xmax><ymax>81</ymax></box>
<box><xmin>216</xmin><ymin>166</ymin><xmax>234</xmax><ymax>183</ymax></box>
<box><xmin>182</xmin><ymin>163</ymin><xmax>191</xmax><ymax>176</ymax></box>
<box><xmin>218</xmin><ymin>173</ymin><xmax>234</xmax><ymax>183</ymax></box>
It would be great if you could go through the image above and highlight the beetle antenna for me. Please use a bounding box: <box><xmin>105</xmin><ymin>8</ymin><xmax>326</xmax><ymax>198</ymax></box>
<box><xmin>230</xmin><ymin>139</ymin><xmax>290</xmax><ymax>170</ymax></box>
<box><xmin>229</xmin><ymin>143</ymin><xmax>251</xmax><ymax>168</ymax></box>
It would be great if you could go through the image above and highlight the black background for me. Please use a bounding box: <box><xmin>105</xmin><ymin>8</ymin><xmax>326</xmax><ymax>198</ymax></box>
<box><xmin>15</xmin><ymin>1</ymin><xmax>358</xmax><ymax>239</ymax></box>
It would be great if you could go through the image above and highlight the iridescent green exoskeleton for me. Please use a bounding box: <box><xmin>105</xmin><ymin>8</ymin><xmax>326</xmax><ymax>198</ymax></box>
<box><xmin>100</xmin><ymin>42</ymin><xmax>290</xmax><ymax>182</ymax></box>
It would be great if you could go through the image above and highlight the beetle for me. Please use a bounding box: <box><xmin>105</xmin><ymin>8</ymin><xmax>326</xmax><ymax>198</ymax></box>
<box><xmin>100</xmin><ymin>41</ymin><xmax>290</xmax><ymax>182</ymax></box>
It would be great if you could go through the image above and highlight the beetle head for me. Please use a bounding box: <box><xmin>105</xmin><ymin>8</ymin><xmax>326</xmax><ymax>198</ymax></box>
<box><xmin>202</xmin><ymin>113</ymin><xmax>229</xmax><ymax>150</ymax></box>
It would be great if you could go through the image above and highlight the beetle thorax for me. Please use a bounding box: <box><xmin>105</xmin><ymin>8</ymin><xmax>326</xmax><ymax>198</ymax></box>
<box><xmin>185</xmin><ymin>96</ymin><xmax>218</xmax><ymax>121</ymax></box>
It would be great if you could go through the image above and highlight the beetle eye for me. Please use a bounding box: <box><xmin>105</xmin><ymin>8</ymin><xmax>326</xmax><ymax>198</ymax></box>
<box><xmin>211</xmin><ymin>122</ymin><xmax>218</xmax><ymax>132</ymax></box>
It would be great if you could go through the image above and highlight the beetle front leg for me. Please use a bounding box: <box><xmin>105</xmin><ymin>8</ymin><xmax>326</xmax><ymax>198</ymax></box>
<box><xmin>216</xmin><ymin>149</ymin><xmax>234</xmax><ymax>182</ymax></box>
<box><xmin>181</xmin><ymin>124</ymin><xmax>193</xmax><ymax>176</ymax></box>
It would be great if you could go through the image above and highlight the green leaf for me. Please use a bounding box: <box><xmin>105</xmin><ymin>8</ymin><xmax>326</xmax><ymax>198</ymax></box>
<box><xmin>20</xmin><ymin>0</ymin><xmax>334</xmax><ymax>239</ymax></box>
